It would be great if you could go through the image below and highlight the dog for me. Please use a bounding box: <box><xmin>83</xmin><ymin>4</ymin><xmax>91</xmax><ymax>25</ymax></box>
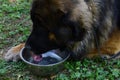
<box><xmin>4</xmin><ymin>0</ymin><xmax>120</xmax><ymax>61</ymax></box>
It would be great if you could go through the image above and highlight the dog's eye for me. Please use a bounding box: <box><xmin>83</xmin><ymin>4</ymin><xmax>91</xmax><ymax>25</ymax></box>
<box><xmin>49</xmin><ymin>33</ymin><xmax>56</xmax><ymax>41</ymax></box>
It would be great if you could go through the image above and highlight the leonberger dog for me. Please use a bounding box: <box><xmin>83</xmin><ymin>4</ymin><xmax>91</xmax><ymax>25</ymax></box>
<box><xmin>4</xmin><ymin>0</ymin><xmax>120</xmax><ymax>61</ymax></box>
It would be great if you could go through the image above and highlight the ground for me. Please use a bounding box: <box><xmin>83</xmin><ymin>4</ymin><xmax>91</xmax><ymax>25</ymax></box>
<box><xmin>0</xmin><ymin>0</ymin><xmax>120</xmax><ymax>80</ymax></box>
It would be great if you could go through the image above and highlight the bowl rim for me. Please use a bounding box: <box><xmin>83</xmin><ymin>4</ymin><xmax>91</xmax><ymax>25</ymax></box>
<box><xmin>20</xmin><ymin>47</ymin><xmax>70</xmax><ymax>67</ymax></box>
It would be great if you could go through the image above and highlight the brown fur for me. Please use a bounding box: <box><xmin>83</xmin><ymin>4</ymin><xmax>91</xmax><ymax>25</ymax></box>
<box><xmin>86</xmin><ymin>28</ymin><xmax>120</xmax><ymax>58</ymax></box>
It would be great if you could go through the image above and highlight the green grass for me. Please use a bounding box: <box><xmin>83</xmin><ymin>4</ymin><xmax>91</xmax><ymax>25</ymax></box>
<box><xmin>0</xmin><ymin>0</ymin><xmax>120</xmax><ymax>80</ymax></box>
<box><xmin>0</xmin><ymin>0</ymin><xmax>31</xmax><ymax>49</ymax></box>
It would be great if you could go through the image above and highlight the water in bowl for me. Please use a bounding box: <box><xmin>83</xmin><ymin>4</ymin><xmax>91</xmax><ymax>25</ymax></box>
<box><xmin>28</xmin><ymin>50</ymin><xmax>63</xmax><ymax>65</ymax></box>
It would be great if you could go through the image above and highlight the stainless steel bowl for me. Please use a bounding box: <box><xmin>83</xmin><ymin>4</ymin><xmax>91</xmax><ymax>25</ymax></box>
<box><xmin>20</xmin><ymin>47</ymin><xmax>70</xmax><ymax>77</ymax></box>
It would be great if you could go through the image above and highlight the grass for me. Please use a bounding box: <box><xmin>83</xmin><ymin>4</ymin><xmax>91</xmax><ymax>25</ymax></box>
<box><xmin>0</xmin><ymin>0</ymin><xmax>120</xmax><ymax>80</ymax></box>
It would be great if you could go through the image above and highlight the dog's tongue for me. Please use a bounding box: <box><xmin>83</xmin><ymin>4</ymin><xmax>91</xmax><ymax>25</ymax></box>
<box><xmin>33</xmin><ymin>55</ymin><xmax>42</xmax><ymax>61</ymax></box>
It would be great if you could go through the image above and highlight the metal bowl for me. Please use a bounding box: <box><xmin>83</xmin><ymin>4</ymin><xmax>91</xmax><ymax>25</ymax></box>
<box><xmin>20</xmin><ymin>47</ymin><xmax>70</xmax><ymax>77</ymax></box>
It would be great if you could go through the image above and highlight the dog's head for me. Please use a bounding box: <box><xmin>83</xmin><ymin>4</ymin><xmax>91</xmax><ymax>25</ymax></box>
<box><xmin>25</xmin><ymin>0</ymin><xmax>91</xmax><ymax>54</ymax></box>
